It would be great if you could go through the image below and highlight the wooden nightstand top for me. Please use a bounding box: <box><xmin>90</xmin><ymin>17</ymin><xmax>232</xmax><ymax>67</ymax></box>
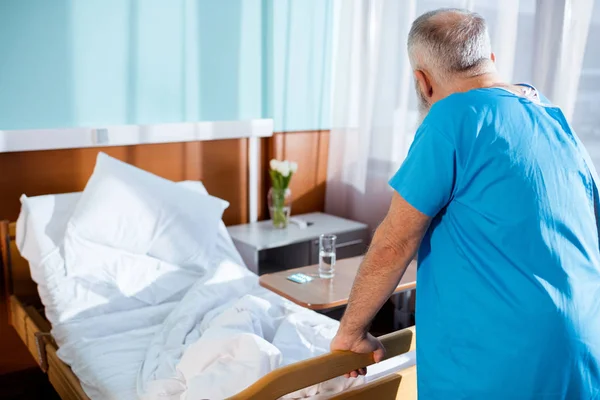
<box><xmin>259</xmin><ymin>256</ymin><xmax>417</xmax><ymax>311</ymax></box>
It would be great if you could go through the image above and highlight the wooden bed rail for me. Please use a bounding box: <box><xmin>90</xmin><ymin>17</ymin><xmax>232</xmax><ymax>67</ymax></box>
<box><xmin>227</xmin><ymin>326</ymin><xmax>416</xmax><ymax>400</ymax></box>
<box><xmin>1</xmin><ymin>220</ymin><xmax>14</xmax><ymax>303</ymax></box>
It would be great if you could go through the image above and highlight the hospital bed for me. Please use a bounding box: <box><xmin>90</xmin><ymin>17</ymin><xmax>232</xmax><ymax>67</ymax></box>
<box><xmin>2</xmin><ymin>217</ymin><xmax>416</xmax><ymax>399</ymax></box>
<box><xmin>0</xmin><ymin>120</ymin><xmax>417</xmax><ymax>399</ymax></box>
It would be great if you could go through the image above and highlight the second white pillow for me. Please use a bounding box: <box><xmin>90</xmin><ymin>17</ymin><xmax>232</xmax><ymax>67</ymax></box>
<box><xmin>65</xmin><ymin>152</ymin><xmax>227</xmax><ymax>277</ymax></box>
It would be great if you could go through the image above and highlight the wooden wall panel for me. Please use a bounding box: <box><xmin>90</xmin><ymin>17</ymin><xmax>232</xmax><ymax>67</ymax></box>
<box><xmin>268</xmin><ymin>130</ymin><xmax>330</xmax><ymax>216</ymax></box>
<box><xmin>0</xmin><ymin>131</ymin><xmax>330</xmax><ymax>226</ymax></box>
<box><xmin>0</xmin><ymin>140</ymin><xmax>252</xmax><ymax>225</ymax></box>
<box><xmin>199</xmin><ymin>139</ymin><xmax>248</xmax><ymax>226</ymax></box>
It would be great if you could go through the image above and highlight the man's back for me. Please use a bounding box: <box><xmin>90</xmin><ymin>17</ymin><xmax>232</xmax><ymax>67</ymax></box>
<box><xmin>389</xmin><ymin>87</ymin><xmax>600</xmax><ymax>398</ymax></box>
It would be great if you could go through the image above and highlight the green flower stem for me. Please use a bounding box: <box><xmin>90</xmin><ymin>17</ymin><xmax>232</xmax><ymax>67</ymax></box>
<box><xmin>271</xmin><ymin>188</ymin><xmax>288</xmax><ymax>228</ymax></box>
<box><xmin>272</xmin><ymin>208</ymin><xmax>287</xmax><ymax>227</ymax></box>
<box><xmin>269</xmin><ymin>169</ymin><xmax>294</xmax><ymax>228</ymax></box>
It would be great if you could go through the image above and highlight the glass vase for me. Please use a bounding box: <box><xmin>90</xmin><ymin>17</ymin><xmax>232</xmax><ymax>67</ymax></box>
<box><xmin>268</xmin><ymin>187</ymin><xmax>291</xmax><ymax>229</ymax></box>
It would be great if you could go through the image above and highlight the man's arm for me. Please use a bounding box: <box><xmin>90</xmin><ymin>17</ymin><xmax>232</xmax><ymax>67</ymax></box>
<box><xmin>330</xmin><ymin>192</ymin><xmax>431</xmax><ymax>376</ymax></box>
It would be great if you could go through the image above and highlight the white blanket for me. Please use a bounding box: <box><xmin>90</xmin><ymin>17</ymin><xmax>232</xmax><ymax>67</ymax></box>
<box><xmin>137</xmin><ymin>259</ymin><xmax>364</xmax><ymax>399</ymax></box>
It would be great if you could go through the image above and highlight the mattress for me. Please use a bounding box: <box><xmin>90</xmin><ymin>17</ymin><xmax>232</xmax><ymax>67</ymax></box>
<box><xmin>16</xmin><ymin>190</ymin><xmax>416</xmax><ymax>399</ymax></box>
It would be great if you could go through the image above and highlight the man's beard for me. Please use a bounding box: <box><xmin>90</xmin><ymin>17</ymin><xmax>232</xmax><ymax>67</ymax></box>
<box><xmin>415</xmin><ymin>81</ymin><xmax>431</xmax><ymax>127</ymax></box>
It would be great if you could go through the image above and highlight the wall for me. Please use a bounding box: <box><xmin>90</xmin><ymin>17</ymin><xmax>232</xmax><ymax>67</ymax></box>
<box><xmin>0</xmin><ymin>0</ymin><xmax>263</xmax><ymax>129</ymax></box>
<box><xmin>0</xmin><ymin>0</ymin><xmax>332</xmax><ymax>132</ymax></box>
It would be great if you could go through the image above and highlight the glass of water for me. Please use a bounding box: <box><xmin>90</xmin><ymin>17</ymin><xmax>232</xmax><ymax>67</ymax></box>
<box><xmin>319</xmin><ymin>234</ymin><xmax>337</xmax><ymax>279</ymax></box>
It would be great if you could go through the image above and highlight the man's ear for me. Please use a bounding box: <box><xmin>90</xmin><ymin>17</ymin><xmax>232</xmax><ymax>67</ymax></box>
<box><xmin>414</xmin><ymin>70</ymin><xmax>433</xmax><ymax>100</ymax></box>
<box><xmin>491</xmin><ymin>52</ymin><xmax>496</xmax><ymax>63</ymax></box>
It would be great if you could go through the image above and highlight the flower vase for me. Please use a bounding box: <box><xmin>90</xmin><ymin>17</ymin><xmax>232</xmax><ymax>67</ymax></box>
<box><xmin>268</xmin><ymin>187</ymin><xmax>291</xmax><ymax>229</ymax></box>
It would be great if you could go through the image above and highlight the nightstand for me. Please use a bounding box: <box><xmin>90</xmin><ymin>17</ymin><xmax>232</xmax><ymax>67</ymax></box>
<box><xmin>227</xmin><ymin>212</ymin><xmax>370</xmax><ymax>275</ymax></box>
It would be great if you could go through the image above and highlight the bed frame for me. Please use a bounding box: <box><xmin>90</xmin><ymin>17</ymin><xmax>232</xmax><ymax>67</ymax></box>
<box><xmin>1</xmin><ymin>220</ymin><xmax>417</xmax><ymax>399</ymax></box>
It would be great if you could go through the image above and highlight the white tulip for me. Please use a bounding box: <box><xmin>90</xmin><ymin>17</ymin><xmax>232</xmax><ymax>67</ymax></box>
<box><xmin>270</xmin><ymin>159</ymin><xmax>280</xmax><ymax>171</ymax></box>
<box><xmin>289</xmin><ymin>161</ymin><xmax>298</xmax><ymax>174</ymax></box>
<box><xmin>278</xmin><ymin>161</ymin><xmax>290</xmax><ymax>177</ymax></box>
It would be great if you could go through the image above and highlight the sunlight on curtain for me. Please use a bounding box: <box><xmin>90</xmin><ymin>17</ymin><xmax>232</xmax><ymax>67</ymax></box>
<box><xmin>325</xmin><ymin>0</ymin><xmax>597</xmax><ymax>228</ymax></box>
<box><xmin>572</xmin><ymin>1</ymin><xmax>600</xmax><ymax>168</ymax></box>
<box><xmin>326</xmin><ymin>0</ymin><xmax>423</xmax><ymax>227</ymax></box>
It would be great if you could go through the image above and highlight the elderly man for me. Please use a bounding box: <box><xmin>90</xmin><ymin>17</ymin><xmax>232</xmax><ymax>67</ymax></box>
<box><xmin>331</xmin><ymin>8</ymin><xmax>600</xmax><ymax>399</ymax></box>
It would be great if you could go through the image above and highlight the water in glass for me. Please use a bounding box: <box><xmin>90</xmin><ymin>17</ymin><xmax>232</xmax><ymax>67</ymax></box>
<box><xmin>319</xmin><ymin>234</ymin><xmax>337</xmax><ymax>279</ymax></box>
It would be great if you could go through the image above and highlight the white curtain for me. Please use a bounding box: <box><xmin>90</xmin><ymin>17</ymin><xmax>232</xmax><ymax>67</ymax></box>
<box><xmin>325</xmin><ymin>0</ymin><xmax>598</xmax><ymax>229</ymax></box>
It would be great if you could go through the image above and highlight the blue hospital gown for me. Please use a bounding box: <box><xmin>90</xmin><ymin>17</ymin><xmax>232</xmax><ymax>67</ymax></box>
<box><xmin>389</xmin><ymin>87</ymin><xmax>600</xmax><ymax>399</ymax></box>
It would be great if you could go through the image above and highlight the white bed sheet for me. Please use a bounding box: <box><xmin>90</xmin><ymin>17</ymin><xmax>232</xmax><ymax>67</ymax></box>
<box><xmin>136</xmin><ymin>257</ymin><xmax>416</xmax><ymax>399</ymax></box>
<box><xmin>16</xmin><ymin>191</ymin><xmax>416</xmax><ymax>400</ymax></box>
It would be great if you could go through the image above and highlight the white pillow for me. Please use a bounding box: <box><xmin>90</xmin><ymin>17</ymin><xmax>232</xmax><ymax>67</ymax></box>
<box><xmin>16</xmin><ymin>180</ymin><xmax>236</xmax><ymax>289</ymax></box>
<box><xmin>17</xmin><ymin>192</ymin><xmax>81</xmax><ymax>272</ymax></box>
<box><xmin>177</xmin><ymin>182</ymin><xmax>246</xmax><ymax>268</ymax></box>
<box><xmin>16</xmin><ymin>179</ymin><xmax>236</xmax><ymax>321</ymax></box>
<box><xmin>65</xmin><ymin>153</ymin><xmax>227</xmax><ymax>274</ymax></box>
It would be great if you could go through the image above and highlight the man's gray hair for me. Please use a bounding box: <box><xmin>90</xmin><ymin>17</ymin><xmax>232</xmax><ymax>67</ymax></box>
<box><xmin>408</xmin><ymin>8</ymin><xmax>493</xmax><ymax>80</ymax></box>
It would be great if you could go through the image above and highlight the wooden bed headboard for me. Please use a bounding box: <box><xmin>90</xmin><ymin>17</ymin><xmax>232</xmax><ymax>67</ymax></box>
<box><xmin>0</xmin><ymin>119</ymin><xmax>273</xmax><ymax>226</ymax></box>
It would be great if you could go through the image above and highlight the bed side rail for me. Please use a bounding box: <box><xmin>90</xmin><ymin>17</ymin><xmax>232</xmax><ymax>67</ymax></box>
<box><xmin>227</xmin><ymin>326</ymin><xmax>416</xmax><ymax>400</ymax></box>
<box><xmin>331</xmin><ymin>364</ymin><xmax>417</xmax><ymax>400</ymax></box>
<box><xmin>1</xmin><ymin>220</ymin><xmax>13</xmax><ymax>306</ymax></box>
<box><xmin>1</xmin><ymin>221</ymin><xmax>40</xmax><ymax>305</ymax></box>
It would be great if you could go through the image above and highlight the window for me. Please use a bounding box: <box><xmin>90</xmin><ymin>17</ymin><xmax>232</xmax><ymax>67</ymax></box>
<box><xmin>572</xmin><ymin>1</ymin><xmax>600</xmax><ymax>169</ymax></box>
